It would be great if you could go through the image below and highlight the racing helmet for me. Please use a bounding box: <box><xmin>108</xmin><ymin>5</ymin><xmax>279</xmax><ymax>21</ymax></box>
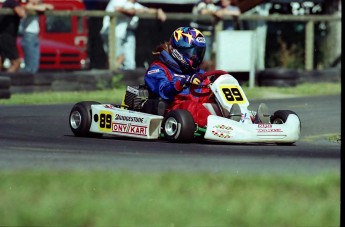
<box><xmin>169</xmin><ymin>27</ymin><xmax>206</xmax><ymax>72</ymax></box>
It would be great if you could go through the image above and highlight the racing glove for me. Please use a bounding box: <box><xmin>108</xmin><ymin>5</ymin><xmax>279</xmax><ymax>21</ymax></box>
<box><xmin>174</xmin><ymin>73</ymin><xmax>204</xmax><ymax>91</ymax></box>
<box><xmin>187</xmin><ymin>73</ymin><xmax>204</xmax><ymax>86</ymax></box>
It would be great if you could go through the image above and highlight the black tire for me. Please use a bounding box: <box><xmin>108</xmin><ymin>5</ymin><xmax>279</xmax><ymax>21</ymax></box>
<box><xmin>259</xmin><ymin>78</ymin><xmax>297</xmax><ymax>87</ymax></box>
<box><xmin>162</xmin><ymin>109</ymin><xmax>195</xmax><ymax>143</ymax></box>
<box><xmin>0</xmin><ymin>77</ymin><xmax>11</xmax><ymax>89</ymax></box>
<box><xmin>258</xmin><ymin>68</ymin><xmax>299</xmax><ymax>87</ymax></box>
<box><xmin>0</xmin><ymin>89</ymin><xmax>11</xmax><ymax>99</ymax></box>
<box><xmin>258</xmin><ymin>68</ymin><xmax>300</xmax><ymax>79</ymax></box>
<box><xmin>9</xmin><ymin>72</ymin><xmax>35</xmax><ymax>86</ymax></box>
<box><xmin>270</xmin><ymin>110</ymin><xmax>300</xmax><ymax>124</ymax></box>
<box><xmin>69</xmin><ymin>101</ymin><xmax>102</xmax><ymax>137</ymax></box>
<box><xmin>271</xmin><ymin>110</ymin><xmax>301</xmax><ymax>145</ymax></box>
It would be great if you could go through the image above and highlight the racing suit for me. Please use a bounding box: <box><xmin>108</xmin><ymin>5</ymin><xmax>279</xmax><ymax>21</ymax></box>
<box><xmin>144</xmin><ymin>50</ymin><xmax>212</xmax><ymax>127</ymax></box>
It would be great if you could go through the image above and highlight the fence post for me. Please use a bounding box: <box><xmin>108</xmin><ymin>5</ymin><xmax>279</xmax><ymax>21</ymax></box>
<box><xmin>214</xmin><ymin>20</ymin><xmax>223</xmax><ymax>70</ymax></box>
<box><xmin>108</xmin><ymin>14</ymin><xmax>117</xmax><ymax>71</ymax></box>
<box><xmin>305</xmin><ymin>20</ymin><xmax>314</xmax><ymax>71</ymax></box>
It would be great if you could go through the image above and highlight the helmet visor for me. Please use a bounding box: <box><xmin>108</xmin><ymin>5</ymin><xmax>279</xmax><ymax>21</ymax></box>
<box><xmin>178</xmin><ymin>46</ymin><xmax>206</xmax><ymax>68</ymax></box>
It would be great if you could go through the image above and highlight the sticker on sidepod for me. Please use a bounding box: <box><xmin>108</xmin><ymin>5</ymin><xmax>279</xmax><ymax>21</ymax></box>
<box><xmin>98</xmin><ymin>111</ymin><xmax>113</xmax><ymax>132</ymax></box>
<box><xmin>114</xmin><ymin>114</ymin><xmax>144</xmax><ymax>123</ymax></box>
<box><xmin>112</xmin><ymin>123</ymin><xmax>147</xmax><ymax>136</ymax></box>
<box><xmin>257</xmin><ymin>124</ymin><xmax>272</xmax><ymax>128</ymax></box>
<box><xmin>103</xmin><ymin>104</ymin><xmax>116</xmax><ymax>109</ymax></box>
<box><xmin>212</xmin><ymin>125</ymin><xmax>233</xmax><ymax>138</ymax></box>
<box><xmin>257</xmin><ymin>128</ymin><xmax>283</xmax><ymax>133</ymax></box>
<box><xmin>240</xmin><ymin>113</ymin><xmax>250</xmax><ymax>123</ymax></box>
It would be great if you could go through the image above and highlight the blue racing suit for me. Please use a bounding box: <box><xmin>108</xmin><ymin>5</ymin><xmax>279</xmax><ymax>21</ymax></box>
<box><xmin>144</xmin><ymin>50</ymin><xmax>212</xmax><ymax>127</ymax></box>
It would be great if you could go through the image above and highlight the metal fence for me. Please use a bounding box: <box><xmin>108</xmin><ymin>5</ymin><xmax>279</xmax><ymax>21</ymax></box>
<box><xmin>0</xmin><ymin>8</ymin><xmax>341</xmax><ymax>71</ymax></box>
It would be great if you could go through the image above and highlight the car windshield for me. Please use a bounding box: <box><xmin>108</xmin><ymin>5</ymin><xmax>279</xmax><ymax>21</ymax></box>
<box><xmin>45</xmin><ymin>16</ymin><xmax>72</xmax><ymax>33</ymax></box>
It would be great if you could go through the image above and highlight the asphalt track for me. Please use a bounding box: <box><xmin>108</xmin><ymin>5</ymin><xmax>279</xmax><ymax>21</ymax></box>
<box><xmin>0</xmin><ymin>95</ymin><xmax>340</xmax><ymax>174</ymax></box>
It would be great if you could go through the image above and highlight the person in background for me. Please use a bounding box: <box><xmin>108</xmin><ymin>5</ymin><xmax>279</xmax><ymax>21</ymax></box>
<box><xmin>216</xmin><ymin>0</ymin><xmax>241</xmax><ymax>30</ymax></box>
<box><xmin>144</xmin><ymin>27</ymin><xmax>213</xmax><ymax>128</ymax></box>
<box><xmin>21</xmin><ymin>0</ymin><xmax>53</xmax><ymax>73</ymax></box>
<box><xmin>190</xmin><ymin>0</ymin><xmax>223</xmax><ymax>71</ymax></box>
<box><xmin>245</xmin><ymin>2</ymin><xmax>271</xmax><ymax>71</ymax></box>
<box><xmin>101</xmin><ymin>0</ymin><xmax>166</xmax><ymax>70</ymax></box>
<box><xmin>0</xmin><ymin>0</ymin><xmax>26</xmax><ymax>72</ymax></box>
<box><xmin>101</xmin><ymin>0</ymin><xmax>128</xmax><ymax>69</ymax></box>
<box><xmin>83</xmin><ymin>0</ymin><xmax>109</xmax><ymax>69</ymax></box>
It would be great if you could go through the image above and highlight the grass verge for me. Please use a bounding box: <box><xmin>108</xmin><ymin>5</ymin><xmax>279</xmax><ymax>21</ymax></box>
<box><xmin>0</xmin><ymin>82</ymin><xmax>341</xmax><ymax>105</ymax></box>
<box><xmin>0</xmin><ymin>171</ymin><xmax>340</xmax><ymax>226</ymax></box>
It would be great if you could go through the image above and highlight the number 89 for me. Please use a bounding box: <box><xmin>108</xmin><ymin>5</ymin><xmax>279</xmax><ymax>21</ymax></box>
<box><xmin>222</xmin><ymin>87</ymin><xmax>244</xmax><ymax>102</ymax></box>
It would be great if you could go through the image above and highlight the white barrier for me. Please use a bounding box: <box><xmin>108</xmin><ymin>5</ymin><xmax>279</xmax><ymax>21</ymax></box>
<box><xmin>216</xmin><ymin>30</ymin><xmax>256</xmax><ymax>88</ymax></box>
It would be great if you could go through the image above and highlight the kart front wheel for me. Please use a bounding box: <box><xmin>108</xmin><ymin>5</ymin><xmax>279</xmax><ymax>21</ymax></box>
<box><xmin>270</xmin><ymin>110</ymin><xmax>300</xmax><ymax>124</ymax></box>
<box><xmin>69</xmin><ymin>101</ymin><xmax>102</xmax><ymax>137</ymax></box>
<box><xmin>162</xmin><ymin>109</ymin><xmax>195</xmax><ymax>143</ymax></box>
<box><xmin>271</xmin><ymin>110</ymin><xmax>301</xmax><ymax>145</ymax></box>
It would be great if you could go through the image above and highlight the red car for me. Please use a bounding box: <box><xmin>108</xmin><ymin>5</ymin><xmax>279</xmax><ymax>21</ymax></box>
<box><xmin>1</xmin><ymin>0</ymin><xmax>89</xmax><ymax>71</ymax></box>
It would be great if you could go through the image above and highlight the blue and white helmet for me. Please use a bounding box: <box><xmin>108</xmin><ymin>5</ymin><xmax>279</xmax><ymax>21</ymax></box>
<box><xmin>169</xmin><ymin>27</ymin><xmax>206</xmax><ymax>72</ymax></box>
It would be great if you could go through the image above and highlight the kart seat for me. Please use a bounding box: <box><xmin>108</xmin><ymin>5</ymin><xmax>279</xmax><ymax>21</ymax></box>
<box><xmin>123</xmin><ymin>84</ymin><xmax>167</xmax><ymax>116</ymax></box>
<box><xmin>142</xmin><ymin>98</ymin><xmax>167</xmax><ymax>116</ymax></box>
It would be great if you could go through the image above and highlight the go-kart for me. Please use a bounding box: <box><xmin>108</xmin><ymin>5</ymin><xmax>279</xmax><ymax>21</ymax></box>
<box><xmin>69</xmin><ymin>71</ymin><xmax>301</xmax><ymax>144</ymax></box>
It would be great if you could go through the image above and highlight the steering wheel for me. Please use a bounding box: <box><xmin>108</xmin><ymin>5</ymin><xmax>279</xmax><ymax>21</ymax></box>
<box><xmin>190</xmin><ymin>70</ymin><xmax>228</xmax><ymax>97</ymax></box>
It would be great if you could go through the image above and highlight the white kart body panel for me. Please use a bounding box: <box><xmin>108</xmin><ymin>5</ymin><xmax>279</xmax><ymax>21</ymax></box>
<box><xmin>210</xmin><ymin>74</ymin><xmax>252</xmax><ymax>123</ymax></box>
<box><xmin>205</xmin><ymin>74</ymin><xmax>301</xmax><ymax>143</ymax></box>
<box><xmin>89</xmin><ymin>104</ymin><xmax>163</xmax><ymax>139</ymax></box>
<box><xmin>205</xmin><ymin>114</ymin><xmax>300</xmax><ymax>143</ymax></box>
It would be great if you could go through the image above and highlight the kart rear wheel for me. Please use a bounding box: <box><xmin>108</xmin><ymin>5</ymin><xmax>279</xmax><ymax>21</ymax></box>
<box><xmin>162</xmin><ymin>109</ymin><xmax>195</xmax><ymax>143</ymax></box>
<box><xmin>270</xmin><ymin>110</ymin><xmax>299</xmax><ymax>124</ymax></box>
<box><xmin>69</xmin><ymin>101</ymin><xmax>102</xmax><ymax>137</ymax></box>
<box><xmin>271</xmin><ymin>110</ymin><xmax>301</xmax><ymax>146</ymax></box>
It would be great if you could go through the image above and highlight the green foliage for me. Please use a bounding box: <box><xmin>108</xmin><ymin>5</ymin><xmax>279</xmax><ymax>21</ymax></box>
<box><xmin>328</xmin><ymin>134</ymin><xmax>341</xmax><ymax>143</ymax></box>
<box><xmin>0</xmin><ymin>171</ymin><xmax>340</xmax><ymax>226</ymax></box>
<box><xmin>112</xmin><ymin>73</ymin><xmax>124</xmax><ymax>88</ymax></box>
<box><xmin>95</xmin><ymin>77</ymin><xmax>112</xmax><ymax>90</ymax></box>
<box><xmin>267</xmin><ymin>36</ymin><xmax>305</xmax><ymax>69</ymax></box>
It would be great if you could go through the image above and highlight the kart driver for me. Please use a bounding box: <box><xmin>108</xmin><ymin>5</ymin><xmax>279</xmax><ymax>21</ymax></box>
<box><xmin>144</xmin><ymin>27</ymin><xmax>214</xmax><ymax>127</ymax></box>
